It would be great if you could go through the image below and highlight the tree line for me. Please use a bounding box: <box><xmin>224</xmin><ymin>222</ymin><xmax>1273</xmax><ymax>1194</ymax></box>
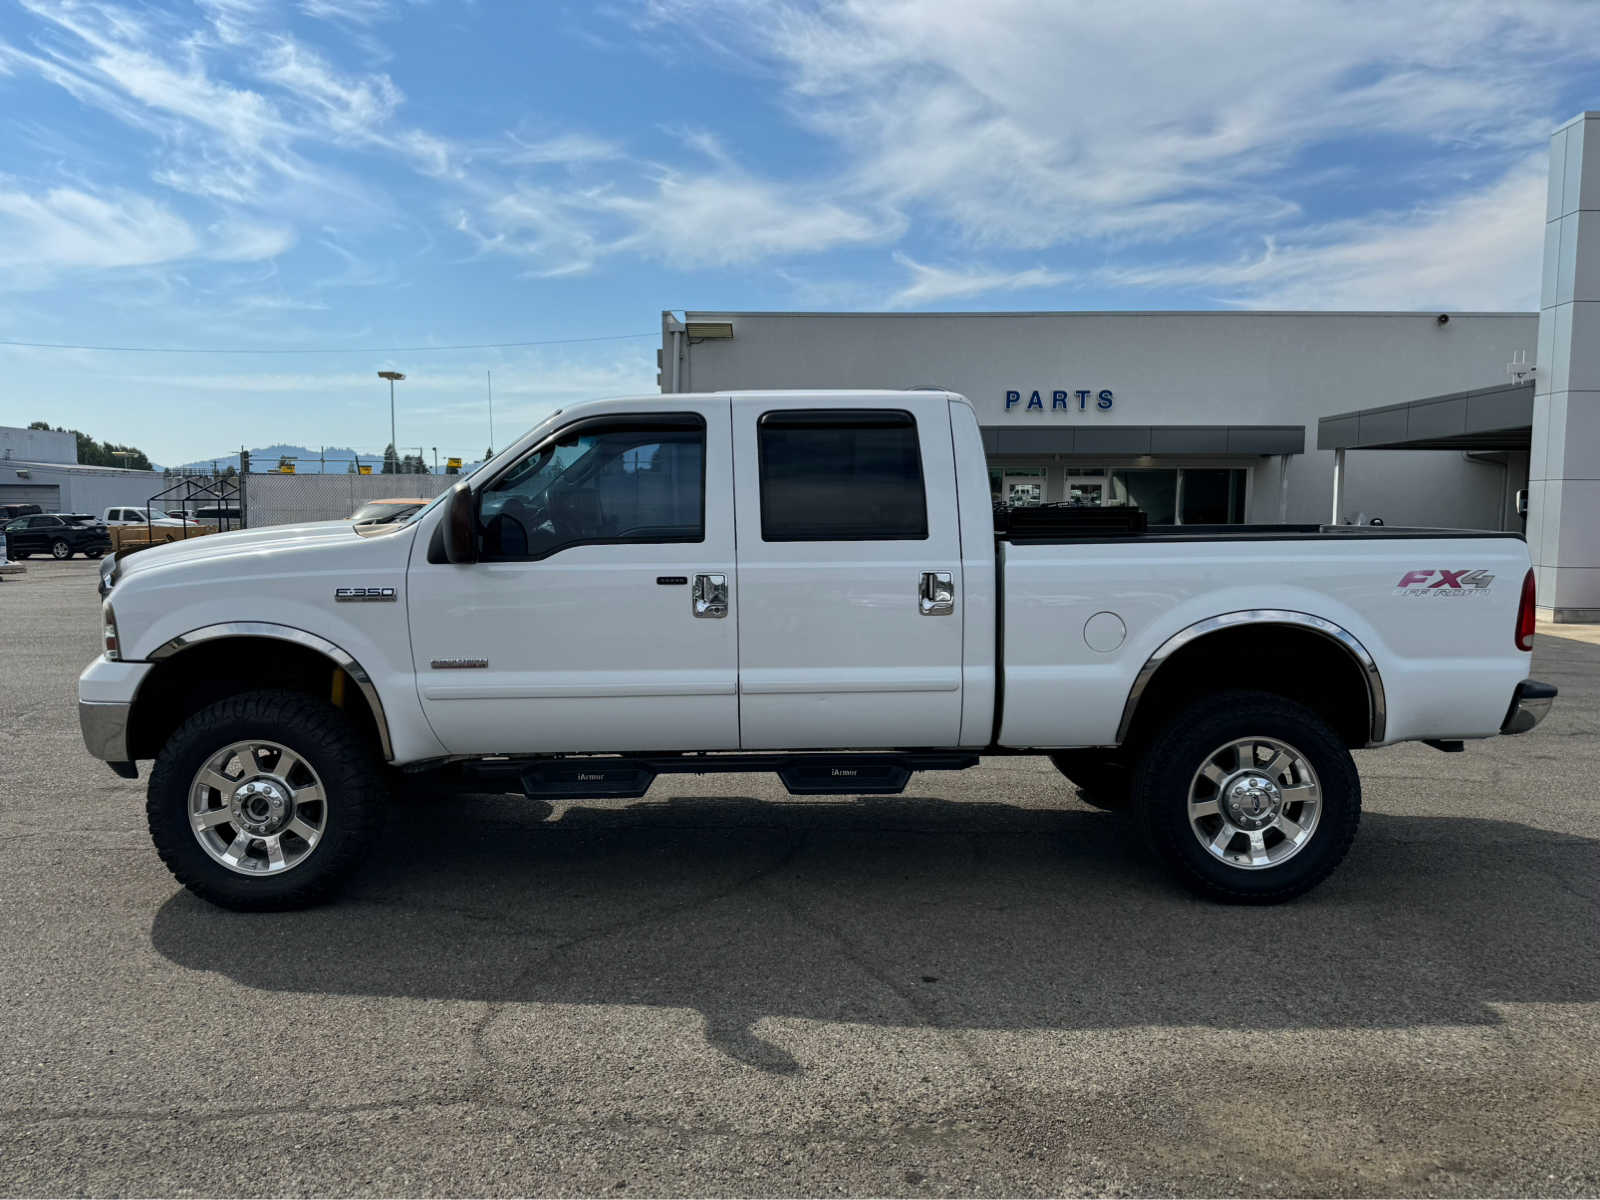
<box><xmin>28</xmin><ymin>421</ymin><xmax>153</xmax><ymax>471</ymax></box>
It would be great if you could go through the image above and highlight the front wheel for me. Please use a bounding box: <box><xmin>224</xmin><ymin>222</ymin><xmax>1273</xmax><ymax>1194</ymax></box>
<box><xmin>1132</xmin><ymin>690</ymin><xmax>1360</xmax><ymax>904</ymax></box>
<box><xmin>147</xmin><ymin>689</ymin><xmax>387</xmax><ymax>910</ymax></box>
<box><xmin>50</xmin><ymin>539</ymin><xmax>72</xmax><ymax>559</ymax></box>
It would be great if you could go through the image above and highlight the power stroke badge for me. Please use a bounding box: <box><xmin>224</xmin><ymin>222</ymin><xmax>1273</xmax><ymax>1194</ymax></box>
<box><xmin>1394</xmin><ymin>569</ymin><xmax>1495</xmax><ymax>597</ymax></box>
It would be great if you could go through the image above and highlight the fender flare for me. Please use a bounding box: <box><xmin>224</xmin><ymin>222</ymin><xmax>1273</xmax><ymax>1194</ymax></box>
<box><xmin>148</xmin><ymin>621</ymin><xmax>395</xmax><ymax>761</ymax></box>
<box><xmin>1114</xmin><ymin>609</ymin><xmax>1387</xmax><ymax>746</ymax></box>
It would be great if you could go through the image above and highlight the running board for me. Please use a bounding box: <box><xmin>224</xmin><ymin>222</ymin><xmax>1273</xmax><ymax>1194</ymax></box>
<box><xmin>515</xmin><ymin>751</ymin><xmax>980</xmax><ymax>802</ymax></box>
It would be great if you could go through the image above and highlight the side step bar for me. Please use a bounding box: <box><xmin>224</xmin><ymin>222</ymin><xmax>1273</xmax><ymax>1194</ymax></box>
<box><xmin>510</xmin><ymin>751</ymin><xmax>981</xmax><ymax>802</ymax></box>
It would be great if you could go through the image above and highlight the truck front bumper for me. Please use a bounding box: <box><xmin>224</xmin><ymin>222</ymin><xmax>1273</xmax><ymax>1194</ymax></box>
<box><xmin>1501</xmin><ymin>679</ymin><xmax>1557</xmax><ymax>735</ymax></box>
<box><xmin>78</xmin><ymin>656</ymin><xmax>153</xmax><ymax>776</ymax></box>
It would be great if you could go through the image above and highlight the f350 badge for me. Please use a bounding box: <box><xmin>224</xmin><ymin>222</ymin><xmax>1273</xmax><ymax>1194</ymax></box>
<box><xmin>1394</xmin><ymin>569</ymin><xmax>1494</xmax><ymax>597</ymax></box>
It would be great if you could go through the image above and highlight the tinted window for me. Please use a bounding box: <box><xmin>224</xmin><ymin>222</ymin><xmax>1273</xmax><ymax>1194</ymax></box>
<box><xmin>478</xmin><ymin>416</ymin><xmax>705</xmax><ymax>560</ymax></box>
<box><xmin>37</xmin><ymin>516</ymin><xmax>62</xmax><ymax>528</ymax></box>
<box><xmin>757</xmin><ymin>410</ymin><xmax>927</xmax><ymax>541</ymax></box>
<box><xmin>1179</xmin><ymin>469</ymin><xmax>1247</xmax><ymax>524</ymax></box>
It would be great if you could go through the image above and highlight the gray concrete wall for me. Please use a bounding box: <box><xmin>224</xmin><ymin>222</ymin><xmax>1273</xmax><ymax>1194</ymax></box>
<box><xmin>1528</xmin><ymin>111</ymin><xmax>1600</xmax><ymax>620</ymax></box>
<box><xmin>243</xmin><ymin>472</ymin><xmax>452</xmax><ymax>527</ymax></box>
<box><xmin>669</xmin><ymin>311</ymin><xmax>1537</xmax><ymax>526</ymax></box>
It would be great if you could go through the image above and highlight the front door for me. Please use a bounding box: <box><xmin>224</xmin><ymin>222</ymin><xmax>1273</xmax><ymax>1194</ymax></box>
<box><xmin>406</xmin><ymin>400</ymin><xmax>739</xmax><ymax>755</ymax></box>
<box><xmin>730</xmin><ymin>394</ymin><xmax>965</xmax><ymax>750</ymax></box>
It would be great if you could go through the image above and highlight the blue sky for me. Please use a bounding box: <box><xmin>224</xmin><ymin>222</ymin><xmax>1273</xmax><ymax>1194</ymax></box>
<box><xmin>1</xmin><ymin>0</ymin><xmax>1597</xmax><ymax>465</ymax></box>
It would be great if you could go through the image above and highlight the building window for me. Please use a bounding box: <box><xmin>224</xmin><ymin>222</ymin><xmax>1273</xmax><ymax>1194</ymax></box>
<box><xmin>1180</xmin><ymin>468</ymin><xmax>1247</xmax><ymax>525</ymax></box>
<box><xmin>758</xmin><ymin>409</ymin><xmax>928</xmax><ymax>541</ymax></box>
<box><xmin>1111</xmin><ymin>469</ymin><xmax>1177</xmax><ymax>524</ymax></box>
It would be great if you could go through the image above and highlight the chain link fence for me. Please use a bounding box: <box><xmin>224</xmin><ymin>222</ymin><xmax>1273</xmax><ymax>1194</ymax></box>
<box><xmin>242</xmin><ymin>473</ymin><xmax>453</xmax><ymax>528</ymax></box>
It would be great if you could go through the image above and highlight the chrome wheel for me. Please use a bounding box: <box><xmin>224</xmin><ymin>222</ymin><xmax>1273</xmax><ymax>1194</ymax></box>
<box><xmin>188</xmin><ymin>740</ymin><xmax>328</xmax><ymax>876</ymax></box>
<box><xmin>51</xmin><ymin>539</ymin><xmax>71</xmax><ymax>559</ymax></box>
<box><xmin>1188</xmin><ymin>736</ymin><xmax>1321</xmax><ymax>871</ymax></box>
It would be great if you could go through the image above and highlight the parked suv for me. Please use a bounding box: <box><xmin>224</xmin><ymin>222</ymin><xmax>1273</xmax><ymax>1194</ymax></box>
<box><xmin>0</xmin><ymin>503</ymin><xmax>43</xmax><ymax>523</ymax></box>
<box><xmin>6</xmin><ymin>513</ymin><xmax>111</xmax><ymax>559</ymax></box>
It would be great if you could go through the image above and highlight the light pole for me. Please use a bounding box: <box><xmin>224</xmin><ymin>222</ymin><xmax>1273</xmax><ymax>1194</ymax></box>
<box><xmin>377</xmin><ymin>371</ymin><xmax>405</xmax><ymax>460</ymax></box>
<box><xmin>432</xmin><ymin>446</ymin><xmax>438</xmax><ymax>474</ymax></box>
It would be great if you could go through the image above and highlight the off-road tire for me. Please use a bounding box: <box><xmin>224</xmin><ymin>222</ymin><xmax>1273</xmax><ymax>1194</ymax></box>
<box><xmin>147</xmin><ymin>689</ymin><xmax>387</xmax><ymax>910</ymax></box>
<box><xmin>1047</xmin><ymin>750</ymin><xmax>1132</xmax><ymax>811</ymax></box>
<box><xmin>1132</xmin><ymin>689</ymin><xmax>1360</xmax><ymax>904</ymax></box>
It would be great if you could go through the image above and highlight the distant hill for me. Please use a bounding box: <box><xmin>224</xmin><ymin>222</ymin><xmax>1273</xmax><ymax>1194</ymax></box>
<box><xmin>172</xmin><ymin>444</ymin><xmax>484</xmax><ymax>475</ymax></box>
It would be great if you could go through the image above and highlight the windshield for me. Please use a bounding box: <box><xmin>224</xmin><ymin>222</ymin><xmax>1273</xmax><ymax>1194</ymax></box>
<box><xmin>399</xmin><ymin>461</ymin><xmax>488</xmax><ymax>525</ymax></box>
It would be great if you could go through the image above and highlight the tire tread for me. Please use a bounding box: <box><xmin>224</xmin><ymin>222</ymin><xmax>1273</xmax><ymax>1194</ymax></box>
<box><xmin>147</xmin><ymin>688</ymin><xmax>385</xmax><ymax>910</ymax></box>
<box><xmin>1133</xmin><ymin>689</ymin><xmax>1361</xmax><ymax>904</ymax></box>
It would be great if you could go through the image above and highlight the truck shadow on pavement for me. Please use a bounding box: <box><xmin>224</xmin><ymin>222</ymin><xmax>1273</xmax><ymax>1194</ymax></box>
<box><xmin>150</xmin><ymin>793</ymin><xmax>1600</xmax><ymax>1073</ymax></box>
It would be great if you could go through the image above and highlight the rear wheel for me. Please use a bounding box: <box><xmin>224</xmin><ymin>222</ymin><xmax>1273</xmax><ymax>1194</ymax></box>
<box><xmin>84</xmin><ymin>548</ymin><xmax>105</xmax><ymax>559</ymax></box>
<box><xmin>1132</xmin><ymin>690</ymin><xmax>1360</xmax><ymax>903</ymax></box>
<box><xmin>1047</xmin><ymin>750</ymin><xmax>1131</xmax><ymax>811</ymax></box>
<box><xmin>50</xmin><ymin>539</ymin><xmax>72</xmax><ymax>559</ymax></box>
<box><xmin>147</xmin><ymin>689</ymin><xmax>386</xmax><ymax>910</ymax></box>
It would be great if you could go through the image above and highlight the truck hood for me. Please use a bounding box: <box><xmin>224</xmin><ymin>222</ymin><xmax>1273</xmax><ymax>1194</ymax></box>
<box><xmin>113</xmin><ymin>520</ymin><xmax>366</xmax><ymax>579</ymax></box>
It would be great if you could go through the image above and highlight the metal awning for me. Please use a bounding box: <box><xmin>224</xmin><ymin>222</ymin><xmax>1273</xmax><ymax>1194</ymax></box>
<box><xmin>981</xmin><ymin>424</ymin><xmax>1304</xmax><ymax>456</ymax></box>
<box><xmin>1317</xmin><ymin>381</ymin><xmax>1532</xmax><ymax>452</ymax></box>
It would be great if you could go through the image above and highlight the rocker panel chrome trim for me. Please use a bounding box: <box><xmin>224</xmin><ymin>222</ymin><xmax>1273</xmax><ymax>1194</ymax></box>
<box><xmin>148</xmin><ymin>622</ymin><xmax>395</xmax><ymax>761</ymax></box>
<box><xmin>1115</xmin><ymin>609</ymin><xmax>1387</xmax><ymax>746</ymax></box>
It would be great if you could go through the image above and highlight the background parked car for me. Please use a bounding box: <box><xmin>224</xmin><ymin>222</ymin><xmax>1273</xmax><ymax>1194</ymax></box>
<box><xmin>102</xmin><ymin>506</ymin><xmax>202</xmax><ymax>528</ymax></box>
<box><xmin>188</xmin><ymin>504</ymin><xmax>243</xmax><ymax>529</ymax></box>
<box><xmin>349</xmin><ymin>497</ymin><xmax>429</xmax><ymax>526</ymax></box>
<box><xmin>5</xmin><ymin>513</ymin><xmax>112</xmax><ymax>560</ymax></box>
<box><xmin>0</xmin><ymin>503</ymin><xmax>43</xmax><ymax>523</ymax></box>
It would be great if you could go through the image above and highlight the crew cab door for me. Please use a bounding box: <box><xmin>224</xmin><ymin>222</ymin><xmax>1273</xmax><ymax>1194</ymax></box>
<box><xmin>730</xmin><ymin>394</ymin><xmax>965</xmax><ymax>749</ymax></box>
<box><xmin>406</xmin><ymin>399</ymin><xmax>738</xmax><ymax>754</ymax></box>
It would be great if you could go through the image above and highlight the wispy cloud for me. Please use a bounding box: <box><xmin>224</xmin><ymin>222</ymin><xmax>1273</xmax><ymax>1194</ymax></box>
<box><xmin>0</xmin><ymin>185</ymin><xmax>198</xmax><ymax>271</ymax></box>
<box><xmin>1100</xmin><ymin>158</ymin><xmax>1550</xmax><ymax>311</ymax></box>
<box><xmin>887</xmin><ymin>252</ymin><xmax>1069</xmax><ymax>308</ymax></box>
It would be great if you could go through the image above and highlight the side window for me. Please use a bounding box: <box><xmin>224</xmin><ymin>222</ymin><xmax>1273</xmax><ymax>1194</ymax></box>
<box><xmin>38</xmin><ymin>516</ymin><xmax>62</xmax><ymax>528</ymax></box>
<box><xmin>757</xmin><ymin>409</ymin><xmax>928</xmax><ymax>541</ymax></box>
<box><xmin>478</xmin><ymin>416</ymin><xmax>705</xmax><ymax>560</ymax></box>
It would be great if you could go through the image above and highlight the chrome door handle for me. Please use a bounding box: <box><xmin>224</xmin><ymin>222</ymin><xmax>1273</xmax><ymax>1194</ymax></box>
<box><xmin>919</xmin><ymin>571</ymin><xmax>954</xmax><ymax>616</ymax></box>
<box><xmin>693</xmin><ymin>573</ymin><xmax>728</xmax><ymax>619</ymax></box>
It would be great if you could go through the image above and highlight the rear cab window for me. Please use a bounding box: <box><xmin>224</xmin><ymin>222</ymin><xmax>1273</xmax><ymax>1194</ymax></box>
<box><xmin>756</xmin><ymin>409</ymin><xmax>928</xmax><ymax>541</ymax></box>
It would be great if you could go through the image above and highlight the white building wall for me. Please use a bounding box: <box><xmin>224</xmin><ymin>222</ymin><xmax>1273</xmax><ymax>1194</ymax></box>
<box><xmin>1</xmin><ymin>462</ymin><xmax>168</xmax><ymax>514</ymax></box>
<box><xmin>0</xmin><ymin>426</ymin><xmax>78</xmax><ymax>465</ymax></box>
<box><xmin>668</xmin><ymin>311</ymin><xmax>1537</xmax><ymax>527</ymax></box>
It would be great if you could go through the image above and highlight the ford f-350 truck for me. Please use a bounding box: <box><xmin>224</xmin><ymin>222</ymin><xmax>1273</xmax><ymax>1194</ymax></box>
<box><xmin>80</xmin><ymin>390</ymin><xmax>1555</xmax><ymax>910</ymax></box>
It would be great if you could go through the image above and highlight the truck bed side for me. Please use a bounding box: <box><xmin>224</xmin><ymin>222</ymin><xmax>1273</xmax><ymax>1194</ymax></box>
<box><xmin>998</xmin><ymin>531</ymin><xmax>1531</xmax><ymax>749</ymax></box>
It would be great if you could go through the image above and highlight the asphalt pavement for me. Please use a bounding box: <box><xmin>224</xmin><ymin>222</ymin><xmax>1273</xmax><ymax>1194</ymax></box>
<box><xmin>1</xmin><ymin>557</ymin><xmax>1597</xmax><ymax>1196</ymax></box>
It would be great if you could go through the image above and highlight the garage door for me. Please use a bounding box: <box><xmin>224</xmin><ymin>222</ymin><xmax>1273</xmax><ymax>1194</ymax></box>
<box><xmin>0</xmin><ymin>484</ymin><xmax>61</xmax><ymax>509</ymax></box>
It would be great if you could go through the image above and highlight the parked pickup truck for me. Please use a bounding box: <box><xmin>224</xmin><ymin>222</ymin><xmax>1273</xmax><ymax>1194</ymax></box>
<box><xmin>80</xmin><ymin>390</ymin><xmax>1555</xmax><ymax>910</ymax></box>
<box><xmin>103</xmin><ymin>506</ymin><xmax>203</xmax><ymax>528</ymax></box>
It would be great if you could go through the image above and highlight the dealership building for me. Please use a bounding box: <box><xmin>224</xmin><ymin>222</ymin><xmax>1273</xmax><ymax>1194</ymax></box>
<box><xmin>660</xmin><ymin>110</ymin><xmax>1600</xmax><ymax>622</ymax></box>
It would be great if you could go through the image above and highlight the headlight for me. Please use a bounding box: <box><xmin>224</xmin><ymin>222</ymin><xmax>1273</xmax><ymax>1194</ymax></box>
<box><xmin>102</xmin><ymin>600</ymin><xmax>121</xmax><ymax>661</ymax></box>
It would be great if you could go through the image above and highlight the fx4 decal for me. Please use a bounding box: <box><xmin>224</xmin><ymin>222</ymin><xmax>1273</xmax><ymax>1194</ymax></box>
<box><xmin>1394</xmin><ymin>569</ymin><xmax>1495</xmax><ymax>596</ymax></box>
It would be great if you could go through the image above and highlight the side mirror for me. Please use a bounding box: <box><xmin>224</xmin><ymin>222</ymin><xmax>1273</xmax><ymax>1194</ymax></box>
<box><xmin>441</xmin><ymin>482</ymin><xmax>479</xmax><ymax>564</ymax></box>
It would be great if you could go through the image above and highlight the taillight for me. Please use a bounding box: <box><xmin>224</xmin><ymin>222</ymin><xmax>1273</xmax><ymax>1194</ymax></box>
<box><xmin>1515</xmin><ymin>568</ymin><xmax>1536</xmax><ymax>652</ymax></box>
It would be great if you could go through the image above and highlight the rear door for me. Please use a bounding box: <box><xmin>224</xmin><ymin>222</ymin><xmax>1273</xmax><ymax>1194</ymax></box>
<box><xmin>731</xmin><ymin>393</ymin><xmax>965</xmax><ymax>749</ymax></box>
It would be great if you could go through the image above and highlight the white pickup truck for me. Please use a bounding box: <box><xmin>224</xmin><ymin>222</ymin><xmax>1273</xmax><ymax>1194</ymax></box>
<box><xmin>81</xmin><ymin>390</ymin><xmax>1555</xmax><ymax>910</ymax></box>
